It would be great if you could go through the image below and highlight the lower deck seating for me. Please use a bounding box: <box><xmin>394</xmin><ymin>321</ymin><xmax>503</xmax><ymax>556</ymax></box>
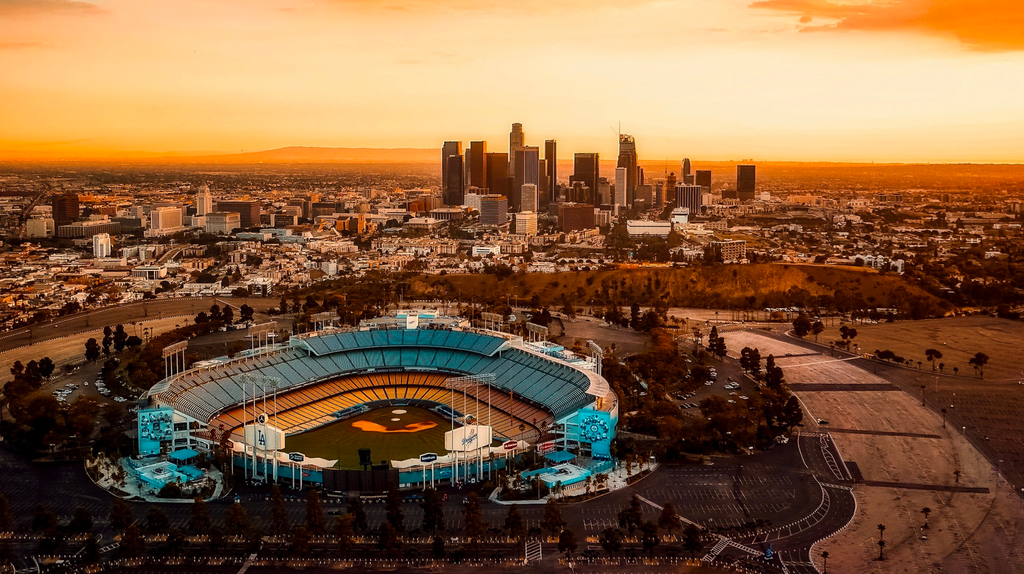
<box><xmin>208</xmin><ymin>371</ymin><xmax>553</xmax><ymax>445</ymax></box>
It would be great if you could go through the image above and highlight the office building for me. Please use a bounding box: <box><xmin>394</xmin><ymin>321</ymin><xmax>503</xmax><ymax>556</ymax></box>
<box><xmin>195</xmin><ymin>184</ymin><xmax>214</xmax><ymax>216</ymax></box>
<box><xmin>617</xmin><ymin>134</ymin><xmax>638</xmax><ymax>205</ymax></box>
<box><xmin>711</xmin><ymin>239</ymin><xmax>747</xmax><ymax>263</ymax></box>
<box><xmin>206</xmin><ymin>212</ymin><xmax>241</xmax><ymax>235</ymax></box>
<box><xmin>571</xmin><ymin>153</ymin><xmax>600</xmax><ymax>206</ymax></box>
<box><xmin>662</xmin><ymin>172</ymin><xmax>677</xmax><ymax>208</ymax></box>
<box><xmin>479</xmin><ymin>195</ymin><xmax>508</xmax><ymax>228</ymax></box>
<box><xmin>521</xmin><ymin>184</ymin><xmax>539</xmax><ymax>214</ymax></box>
<box><xmin>485</xmin><ymin>153</ymin><xmax>509</xmax><ymax>199</ymax></box>
<box><xmin>93</xmin><ymin>233</ymin><xmax>112</xmax><ymax>258</ymax></box>
<box><xmin>558</xmin><ymin>202</ymin><xmax>596</xmax><ymax>232</ymax></box>
<box><xmin>57</xmin><ymin>219</ymin><xmax>121</xmax><ymax>239</ymax></box>
<box><xmin>441</xmin><ymin>141</ymin><xmax>463</xmax><ymax>202</ymax></box>
<box><xmin>614</xmin><ymin>167</ymin><xmax>627</xmax><ymax>209</ymax></box>
<box><xmin>26</xmin><ymin>218</ymin><xmax>55</xmax><ymax>238</ymax></box>
<box><xmin>443</xmin><ymin>154</ymin><xmax>465</xmax><ymax>206</ymax></box>
<box><xmin>467</xmin><ymin>141</ymin><xmax>487</xmax><ymax>189</ymax></box>
<box><xmin>675</xmin><ymin>183</ymin><xmax>704</xmax><ymax>214</ymax></box>
<box><xmin>567</xmin><ymin>181</ymin><xmax>592</xmax><ymax>205</ymax></box>
<box><xmin>682</xmin><ymin>158</ymin><xmax>692</xmax><ymax>184</ymax></box>
<box><xmin>52</xmin><ymin>193</ymin><xmax>80</xmax><ymax>227</ymax></box>
<box><xmin>597</xmin><ymin>178</ymin><xmax>612</xmax><ymax>206</ymax></box>
<box><xmin>215</xmin><ymin>200</ymin><xmax>261</xmax><ymax>228</ymax></box>
<box><xmin>146</xmin><ymin>207</ymin><xmax>186</xmax><ymax>237</ymax></box>
<box><xmin>695</xmin><ymin>170</ymin><xmax>712</xmax><ymax>192</ymax></box>
<box><xmin>626</xmin><ymin>220</ymin><xmax>672</xmax><ymax>238</ymax></box>
<box><xmin>544</xmin><ymin>140</ymin><xmax>557</xmax><ymax>205</ymax></box>
<box><xmin>512</xmin><ymin>146</ymin><xmax>540</xmax><ymax>211</ymax></box>
<box><xmin>514</xmin><ymin>211</ymin><xmax>538</xmax><ymax>235</ymax></box>
<box><xmin>509</xmin><ymin>123</ymin><xmax>524</xmax><ymax>174</ymax></box>
<box><xmin>737</xmin><ymin>165</ymin><xmax>756</xmax><ymax>201</ymax></box>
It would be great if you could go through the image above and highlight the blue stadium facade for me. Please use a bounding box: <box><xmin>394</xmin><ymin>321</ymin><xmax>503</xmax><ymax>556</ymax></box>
<box><xmin>146</xmin><ymin>322</ymin><xmax>619</xmax><ymax>487</ymax></box>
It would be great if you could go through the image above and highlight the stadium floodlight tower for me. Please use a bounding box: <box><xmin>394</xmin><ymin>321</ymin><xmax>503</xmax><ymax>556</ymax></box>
<box><xmin>445</xmin><ymin>373</ymin><xmax>496</xmax><ymax>483</ymax></box>
<box><xmin>246</xmin><ymin>321</ymin><xmax>276</xmax><ymax>361</ymax></box>
<box><xmin>310</xmin><ymin>311</ymin><xmax>336</xmax><ymax>332</ymax></box>
<box><xmin>587</xmin><ymin>340</ymin><xmax>604</xmax><ymax>376</ymax></box>
<box><xmin>239</xmin><ymin>372</ymin><xmax>283</xmax><ymax>482</ymax></box>
<box><xmin>161</xmin><ymin>340</ymin><xmax>188</xmax><ymax>380</ymax></box>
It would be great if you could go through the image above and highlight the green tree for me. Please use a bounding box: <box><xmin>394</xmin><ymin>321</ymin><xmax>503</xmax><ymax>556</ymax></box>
<box><xmin>146</xmin><ymin>506</ymin><xmax>170</xmax><ymax>534</ymax></box>
<box><xmin>305</xmin><ymin>489</ymin><xmax>327</xmax><ymax>536</ymax></box>
<box><xmin>541</xmin><ymin>498</ymin><xmax>566</xmax><ymax>536</ymax></box>
<box><xmin>82</xmin><ymin>535</ymin><xmax>100</xmax><ymax>565</ymax></box>
<box><xmin>558</xmin><ymin>527</ymin><xmax>578</xmax><ymax>559</ymax></box>
<box><xmin>69</xmin><ymin>506</ymin><xmax>93</xmax><ymax>534</ymax></box>
<box><xmin>925</xmin><ymin>348</ymin><xmax>943</xmax><ymax>371</ymax></box>
<box><xmin>289</xmin><ymin>526</ymin><xmax>310</xmax><ymax>557</ymax></box>
<box><xmin>188</xmin><ymin>497</ymin><xmax>211</xmax><ymax>535</ymax></box>
<box><xmin>332</xmin><ymin>514</ymin><xmax>355</xmax><ymax>559</ymax></box>
<box><xmin>109</xmin><ymin>499</ymin><xmax>133</xmax><ymax>534</ymax></box>
<box><xmin>657</xmin><ymin>502</ymin><xmax>680</xmax><ymax>537</ymax></box>
<box><xmin>0</xmin><ymin>494</ymin><xmax>15</xmax><ymax>532</ymax></box>
<box><xmin>270</xmin><ymin>485</ymin><xmax>290</xmax><ymax>537</ymax></box>
<box><xmin>84</xmin><ymin>338</ymin><xmax>101</xmax><ymax>362</ymax></box>
<box><xmin>384</xmin><ymin>488</ymin><xmax>404</xmax><ymax>533</ymax></box>
<box><xmin>617</xmin><ymin>495</ymin><xmax>644</xmax><ymax>536</ymax></box>
<box><xmin>225</xmin><ymin>502</ymin><xmax>249</xmax><ymax>537</ymax></box>
<box><xmin>348</xmin><ymin>496</ymin><xmax>368</xmax><ymax>534</ymax></box>
<box><xmin>462</xmin><ymin>492</ymin><xmax>486</xmax><ymax>559</ymax></box>
<box><xmin>376</xmin><ymin>522</ymin><xmax>402</xmax><ymax>558</ymax></box>
<box><xmin>431</xmin><ymin>534</ymin><xmax>446</xmax><ymax>559</ymax></box>
<box><xmin>793</xmin><ymin>314</ymin><xmax>812</xmax><ymax>338</ymax></box>
<box><xmin>504</xmin><ymin>504</ymin><xmax>526</xmax><ymax>556</ymax></box>
<box><xmin>118</xmin><ymin>524</ymin><xmax>145</xmax><ymax>558</ymax></box>
<box><xmin>640</xmin><ymin>521</ymin><xmax>659</xmax><ymax>557</ymax></box>
<box><xmin>420</xmin><ymin>488</ymin><xmax>444</xmax><ymax>534</ymax></box>
<box><xmin>38</xmin><ymin>357</ymin><xmax>55</xmax><ymax>379</ymax></box>
<box><xmin>599</xmin><ymin>527</ymin><xmax>622</xmax><ymax>556</ymax></box>
<box><xmin>812</xmin><ymin>320</ymin><xmax>825</xmax><ymax>342</ymax></box>
<box><xmin>682</xmin><ymin>525</ymin><xmax>702</xmax><ymax>559</ymax></box>
<box><xmin>970</xmin><ymin>352</ymin><xmax>989</xmax><ymax>377</ymax></box>
<box><xmin>31</xmin><ymin>505</ymin><xmax>58</xmax><ymax>536</ymax></box>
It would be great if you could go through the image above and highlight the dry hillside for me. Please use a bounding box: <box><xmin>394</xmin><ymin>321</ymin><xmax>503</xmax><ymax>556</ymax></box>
<box><xmin>406</xmin><ymin>264</ymin><xmax>948</xmax><ymax>314</ymax></box>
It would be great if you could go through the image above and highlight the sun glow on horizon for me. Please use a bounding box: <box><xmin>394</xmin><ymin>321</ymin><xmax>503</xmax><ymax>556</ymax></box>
<box><xmin>1</xmin><ymin>0</ymin><xmax>1023</xmax><ymax>163</ymax></box>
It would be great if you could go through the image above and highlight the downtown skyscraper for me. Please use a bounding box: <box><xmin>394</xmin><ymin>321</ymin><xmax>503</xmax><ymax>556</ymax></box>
<box><xmin>544</xmin><ymin>140</ymin><xmax>557</xmax><ymax>205</ymax></box>
<box><xmin>617</xmin><ymin>134</ymin><xmax>638</xmax><ymax>206</ymax></box>
<box><xmin>571</xmin><ymin>153</ymin><xmax>599</xmax><ymax>207</ymax></box>
<box><xmin>441</xmin><ymin>141</ymin><xmax>463</xmax><ymax>206</ymax></box>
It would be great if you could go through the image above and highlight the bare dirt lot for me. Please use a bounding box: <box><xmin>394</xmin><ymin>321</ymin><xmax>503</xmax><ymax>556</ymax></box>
<box><xmin>723</xmin><ymin>330</ymin><xmax>1024</xmax><ymax>573</ymax></box>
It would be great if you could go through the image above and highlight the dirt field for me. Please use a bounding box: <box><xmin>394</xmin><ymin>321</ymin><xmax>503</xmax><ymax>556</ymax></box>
<box><xmin>556</xmin><ymin>316</ymin><xmax>651</xmax><ymax>357</ymax></box>
<box><xmin>723</xmin><ymin>330</ymin><xmax>1024</xmax><ymax>573</ymax></box>
<box><xmin>815</xmin><ymin>316</ymin><xmax>1024</xmax><ymax>382</ymax></box>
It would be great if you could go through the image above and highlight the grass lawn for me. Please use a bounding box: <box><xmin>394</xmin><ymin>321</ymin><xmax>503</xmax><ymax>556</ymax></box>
<box><xmin>812</xmin><ymin>316</ymin><xmax>1024</xmax><ymax>381</ymax></box>
<box><xmin>285</xmin><ymin>406</ymin><xmax>451</xmax><ymax>469</ymax></box>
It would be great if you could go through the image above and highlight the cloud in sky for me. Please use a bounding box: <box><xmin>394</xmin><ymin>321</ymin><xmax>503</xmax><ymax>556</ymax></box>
<box><xmin>0</xmin><ymin>0</ymin><xmax>104</xmax><ymax>17</ymax></box>
<box><xmin>751</xmin><ymin>0</ymin><xmax>1024</xmax><ymax>51</ymax></box>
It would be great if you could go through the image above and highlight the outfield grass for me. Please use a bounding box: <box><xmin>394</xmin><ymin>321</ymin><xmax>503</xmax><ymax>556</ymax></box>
<box><xmin>285</xmin><ymin>407</ymin><xmax>451</xmax><ymax>469</ymax></box>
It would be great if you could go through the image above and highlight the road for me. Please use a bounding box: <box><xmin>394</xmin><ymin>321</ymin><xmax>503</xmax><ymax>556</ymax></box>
<box><xmin>0</xmin><ymin>297</ymin><xmax>273</xmax><ymax>353</ymax></box>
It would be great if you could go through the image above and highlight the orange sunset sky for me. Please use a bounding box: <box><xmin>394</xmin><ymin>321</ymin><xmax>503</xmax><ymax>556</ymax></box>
<box><xmin>0</xmin><ymin>0</ymin><xmax>1022</xmax><ymax>163</ymax></box>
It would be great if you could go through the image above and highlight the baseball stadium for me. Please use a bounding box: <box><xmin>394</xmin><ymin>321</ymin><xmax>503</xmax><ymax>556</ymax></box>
<box><xmin>139</xmin><ymin>313</ymin><xmax>618</xmax><ymax>491</ymax></box>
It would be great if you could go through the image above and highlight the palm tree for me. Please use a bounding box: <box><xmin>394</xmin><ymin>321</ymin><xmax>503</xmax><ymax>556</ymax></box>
<box><xmin>877</xmin><ymin>523</ymin><xmax>885</xmax><ymax>541</ymax></box>
<box><xmin>941</xmin><ymin>408</ymin><xmax>947</xmax><ymax>428</ymax></box>
<box><xmin>952</xmin><ymin>366</ymin><xmax>958</xmax><ymax>376</ymax></box>
<box><xmin>877</xmin><ymin>539</ymin><xmax>886</xmax><ymax>560</ymax></box>
<box><xmin>821</xmin><ymin>550</ymin><xmax>830</xmax><ymax>573</ymax></box>
<box><xmin>921</xmin><ymin>507</ymin><xmax>931</xmax><ymax>529</ymax></box>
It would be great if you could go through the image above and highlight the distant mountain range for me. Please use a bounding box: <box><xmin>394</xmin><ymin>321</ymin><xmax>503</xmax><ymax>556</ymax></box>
<box><xmin>185</xmin><ymin>146</ymin><xmax>438</xmax><ymax>164</ymax></box>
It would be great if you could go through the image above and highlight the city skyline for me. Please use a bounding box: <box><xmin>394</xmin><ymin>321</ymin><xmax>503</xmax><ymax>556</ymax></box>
<box><xmin>1</xmin><ymin>0</ymin><xmax>1023</xmax><ymax>163</ymax></box>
